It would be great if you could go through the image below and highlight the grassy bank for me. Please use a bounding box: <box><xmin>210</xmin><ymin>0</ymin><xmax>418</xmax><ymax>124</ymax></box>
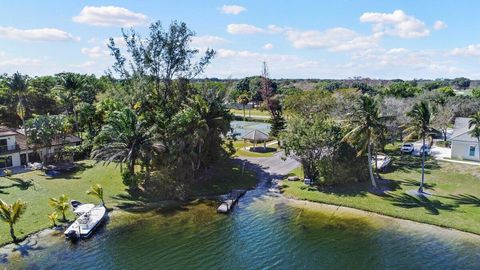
<box><xmin>0</xmin><ymin>158</ymin><xmax>259</xmax><ymax>246</ymax></box>
<box><xmin>230</xmin><ymin>108</ymin><xmax>270</xmax><ymax>117</ymax></box>
<box><xmin>232</xmin><ymin>140</ymin><xmax>278</xmax><ymax>158</ymax></box>
<box><xmin>280</xmin><ymin>149</ymin><xmax>480</xmax><ymax>235</ymax></box>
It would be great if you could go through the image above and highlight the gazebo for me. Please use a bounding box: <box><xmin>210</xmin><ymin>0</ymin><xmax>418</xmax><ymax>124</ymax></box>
<box><xmin>241</xmin><ymin>129</ymin><xmax>269</xmax><ymax>150</ymax></box>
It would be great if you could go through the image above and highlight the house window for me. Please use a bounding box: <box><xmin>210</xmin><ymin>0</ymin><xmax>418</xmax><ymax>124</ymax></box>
<box><xmin>469</xmin><ymin>146</ymin><xmax>476</xmax><ymax>157</ymax></box>
<box><xmin>0</xmin><ymin>156</ymin><xmax>12</xmax><ymax>168</ymax></box>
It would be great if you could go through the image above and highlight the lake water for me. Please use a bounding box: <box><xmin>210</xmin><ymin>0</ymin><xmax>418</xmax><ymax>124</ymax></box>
<box><xmin>3</xmin><ymin>180</ymin><xmax>480</xmax><ymax>270</ymax></box>
<box><xmin>230</xmin><ymin>120</ymin><xmax>271</xmax><ymax>138</ymax></box>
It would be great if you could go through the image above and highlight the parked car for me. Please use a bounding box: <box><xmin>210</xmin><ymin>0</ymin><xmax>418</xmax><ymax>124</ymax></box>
<box><xmin>400</xmin><ymin>143</ymin><xmax>414</xmax><ymax>153</ymax></box>
<box><xmin>413</xmin><ymin>145</ymin><xmax>431</xmax><ymax>156</ymax></box>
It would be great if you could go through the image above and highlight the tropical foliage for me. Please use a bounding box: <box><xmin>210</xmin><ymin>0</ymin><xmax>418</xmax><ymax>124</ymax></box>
<box><xmin>87</xmin><ymin>184</ymin><xmax>105</xmax><ymax>206</ymax></box>
<box><xmin>404</xmin><ymin>101</ymin><xmax>433</xmax><ymax>193</ymax></box>
<box><xmin>0</xmin><ymin>199</ymin><xmax>27</xmax><ymax>242</ymax></box>
<box><xmin>48</xmin><ymin>194</ymin><xmax>69</xmax><ymax>221</ymax></box>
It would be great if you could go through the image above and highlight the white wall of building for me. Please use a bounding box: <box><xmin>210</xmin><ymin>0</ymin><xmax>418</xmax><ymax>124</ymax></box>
<box><xmin>451</xmin><ymin>141</ymin><xmax>480</xmax><ymax>161</ymax></box>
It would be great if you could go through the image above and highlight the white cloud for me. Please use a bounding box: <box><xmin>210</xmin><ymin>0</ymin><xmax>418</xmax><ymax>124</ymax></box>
<box><xmin>227</xmin><ymin>24</ymin><xmax>263</xmax><ymax>34</ymax></box>
<box><xmin>73</xmin><ymin>6</ymin><xmax>148</xmax><ymax>27</ymax></box>
<box><xmin>433</xmin><ymin>20</ymin><xmax>447</xmax><ymax>30</ymax></box>
<box><xmin>0</xmin><ymin>57</ymin><xmax>40</xmax><ymax>67</ymax></box>
<box><xmin>191</xmin><ymin>35</ymin><xmax>228</xmax><ymax>48</ymax></box>
<box><xmin>449</xmin><ymin>44</ymin><xmax>480</xmax><ymax>57</ymax></box>
<box><xmin>360</xmin><ymin>10</ymin><xmax>430</xmax><ymax>38</ymax></box>
<box><xmin>0</xmin><ymin>26</ymin><xmax>79</xmax><ymax>42</ymax></box>
<box><xmin>262</xmin><ymin>43</ymin><xmax>274</xmax><ymax>50</ymax></box>
<box><xmin>267</xmin><ymin>25</ymin><xmax>285</xmax><ymax>33</ymax></box>
<box><xmin>81</xmin><ymin>46</ymin><xmax>109</xmax><ymax>58</ymax></box>
<box><xmin>285</xmin><ymin>27</ymin><xmax>378</xmax><ymax>51</ymax></box>
<box><xmin>220</xmin><ymin>5</ymin><xmax>246</xmax><ymax>15</ymax></box>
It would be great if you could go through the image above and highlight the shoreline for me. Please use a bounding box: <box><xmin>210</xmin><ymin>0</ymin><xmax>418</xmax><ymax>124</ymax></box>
<box><xmin>280</xmin><ymin>192</ymin><xmax>480</xmax><ymax>239</ymax></box>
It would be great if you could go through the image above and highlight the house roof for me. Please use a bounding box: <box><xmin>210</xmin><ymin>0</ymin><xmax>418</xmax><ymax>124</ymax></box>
<box><xmin>242</xmin><ymin>129</ymin><xmax>269</xmax><ymax>142</ymax></box>
<box><xmin>450</xmin><ymin>117</ymin><xmax>477</xmax><ymax>142</ymax></box>
<box><xmin>0</xmin><ymin>126</ymin><xmax>19</xmax><ymax>137</ymax></box>
<box><xmin>6</xmin><ymin>128</ymin><xmax>82</xmax><ymax>150</ymax></box>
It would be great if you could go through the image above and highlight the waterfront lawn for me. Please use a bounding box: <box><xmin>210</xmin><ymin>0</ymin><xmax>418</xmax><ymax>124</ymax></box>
<box><xmin>0</xmin><ymin>158</ymin><xmax>259</xmax><ymax>245</ymax></box>
<box><xmin>0</xmin><ymin>160</ymin><xmax>127</xmax><ymax>245</ymax></box>
<box><xmin>280</xmin><ymin>151</ymin><xmax>480</xmax><ymax>235</ymax></box>
<box><xmin>191</xmin><ymin>158</ymin><xmax>258</xmax><ymax>196</ymax></box>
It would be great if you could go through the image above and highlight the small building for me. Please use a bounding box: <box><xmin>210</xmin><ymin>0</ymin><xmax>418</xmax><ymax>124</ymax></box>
<box><xmin>0</xmin><ymin>126</ymin><xmax>82</xmax><ymax>169</ymax></box>
<box><xmin>450</xmin><ymin>118</ymin><xmax>479</xmax><ymax>161</ymax></box>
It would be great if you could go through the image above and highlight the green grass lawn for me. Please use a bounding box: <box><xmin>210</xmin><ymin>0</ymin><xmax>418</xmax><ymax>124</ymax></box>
<box><xmin>0</xmin><ymin>158</ymin><xmax>259</xmax><ymax>245</ymax></box>
<box><xmin>230</xmin><ymin>108</ymin><xmax>271</xmax><ymax>117</ymax></box>
<box><xmin>231</xmin><ymin>140</ymin><xmax>278</xmax><ymax>158</ymax></box>
<box><xmin>280</xmin><ymin>147</ymin><xmax>480</xmax><ymax>235</ymax></box>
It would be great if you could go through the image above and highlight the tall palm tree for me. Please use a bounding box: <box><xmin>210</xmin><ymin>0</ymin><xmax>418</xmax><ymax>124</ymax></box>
<box><xmin>343</xmin><ymin>95</ymin><xmax>388</xmax><ymax>189</ymax></box>
<box><xmin>54</xmin><ymin>73</ymin><xmax>85</xmax><ymax>136</ymax></box>
<box><xmin>8</xmin><ymin>72</ymin><xmax>31</xmax><ymax>165</ymax></box>
<box><xmin>237</xmin><ymin>94</ymin><xmax>250</xmax><ymax>122</ymax></box>
<box><xmin>469</xmin><ymin>112</ymin><xmax>480</xmax><ymax>160</ymax></box>
<box><xmin>0</xmin><ymin>199</ymin><xmax>27</xmax><ymax>242</ymax></box>
<box><xmin>87</xmin><ymin>184</ymin><xmax>105</xmax><ymax>207</ymax></box>
<box><xmin>404</xmin><ymin>101</ymin><xmax>433</xmax><ymax>193</ymax></box>
<box><xmin>91</xmin><ymin>108</ymin><xmax>156</xmax><ymax>190</ymax></box>
<box><xmin>49</xmin><ymin>194</ymin><xmax>69</xmax><ymax>221</ymax></box>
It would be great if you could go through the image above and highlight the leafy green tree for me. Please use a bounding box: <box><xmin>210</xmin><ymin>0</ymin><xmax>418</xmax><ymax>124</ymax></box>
<box><xmin>26</xmin><ymin>114</ymin><xmax>67</xmax><ymax>163</ymax></box>
<box><xmin>452</xmin><ymin>77</ymin><xmax>470</xmax><ymax>90</ymax></box>
<box><xmin>49</xmin><ymin>194</ymin><xmax>69</xmax><ymax>221</ymax></box>
<box><xmin>0</xmin><ymin>199</ymin><xmax>27</xmax><ymax>242</ymax></box>
<box><xmin>343</xmin><ymin>95</ymin><xmax>388</xmax><ymax>189</ymax></box>
<box><xmin>472</xmin><ymin>88</ymin><xmax>480</xmax><ymax>98</ymax></box>
<box><xmin>87</xmin><ymin>184</ymin><xmax>105</xmax><ymax>207</ymax></box>
<box><xmin>404</xmin><ymin>101</ymin><xmax>433</xmax><ymax>193</ymax></box>
<box><xmin>469</xmin><ymin>112</ymin><xmax>480</xmax><ymax>160</ymax></box>
<box><xmin>108</xmin><ymin>20</ymin><xmax>215</xmax><ymax>110</ymax></box>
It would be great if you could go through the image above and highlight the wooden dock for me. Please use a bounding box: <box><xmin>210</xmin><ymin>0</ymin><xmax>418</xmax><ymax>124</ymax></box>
<box><xmin>217</xmin><ymin>189</ymin><xmax>246</xmax><ymax>213</ymax></box>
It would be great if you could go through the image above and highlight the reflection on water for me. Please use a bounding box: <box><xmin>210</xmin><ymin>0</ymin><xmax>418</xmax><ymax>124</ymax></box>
<box><xmin>231</xmin><ymin>121</ymin><xmax>271</xmax><ymax>137</ymax></box>
<box><xmin>3</xmin><ymin>190</ymin><xmax>480</xmax><ymax>269</ymax></box>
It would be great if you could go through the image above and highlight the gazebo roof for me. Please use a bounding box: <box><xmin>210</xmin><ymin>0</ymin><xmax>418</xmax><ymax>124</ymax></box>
<box><xmin>242</xmin><ymin>129</ymin><xmax>269</xmax><ymax>142</ymax></box>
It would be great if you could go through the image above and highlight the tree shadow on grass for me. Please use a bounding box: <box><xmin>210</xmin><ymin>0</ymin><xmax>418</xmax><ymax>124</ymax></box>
<box><xmin>387</xmin><ymin>155</ymin><xmax>440</xmax><ymax>174</ymax></box>
<box><xmin>386</xmin><ymin>193</ymin><xmax>457</xmax><ymax>215</ymax></box>
<box><xmin>399</xmin><ymin>179</ymin><xmax>436</xmax><ymax>190</ymax></box>
<box><xmin>443</xmin><ymin>194</ymin><xmax>480</xmax><ymax>207</ymax></box>
<box><xmin>0</xmin><ymin>177</ymin><xmax>34</xmax><ymax>192</ymax></box>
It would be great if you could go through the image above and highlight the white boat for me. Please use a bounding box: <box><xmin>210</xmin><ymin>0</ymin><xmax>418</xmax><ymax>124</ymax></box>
<box><xmin>374</xmin><ymin>154</ymin><xmax>392</xmax><ymax>172</ymax></box>
<box><xmin>65</xmin><ymin>205</ymin><xmax>106</xmax><ymax>240</ymax></box>
<box><xmin>70</xmin><ymin>200</ymin><xmax>95</xmax><ymax>217</ymax></box>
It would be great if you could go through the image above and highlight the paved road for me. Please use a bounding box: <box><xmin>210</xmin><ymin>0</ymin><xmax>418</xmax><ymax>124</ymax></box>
<box><xmin>237</xmin><ymin>151</ymin><xmax>300</xmax><ymax>177</ymax></box>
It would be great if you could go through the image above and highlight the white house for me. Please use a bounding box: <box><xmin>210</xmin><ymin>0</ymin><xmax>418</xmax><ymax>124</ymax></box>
<box><xmin>450</xmin><ymin>118</ymin><xmax>480</xmax><ymax>161</ymax></box>
<box><xmin>0</xmin><ymin>126</ymin><xmax>82</xmax><ymax>169</ymax></box>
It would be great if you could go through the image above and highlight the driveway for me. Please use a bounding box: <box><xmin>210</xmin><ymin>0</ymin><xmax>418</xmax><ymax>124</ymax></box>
<box><xmin>431</xmin><ymin>145</ymin><xmax>480</xmax><ymax>166</ymax></box>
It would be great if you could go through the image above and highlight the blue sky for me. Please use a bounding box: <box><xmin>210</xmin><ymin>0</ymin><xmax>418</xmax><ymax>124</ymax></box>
<box><xmin>1</xmin><ymin>0</ymin><xmax>480</xmax><ymax>79</ymax></box>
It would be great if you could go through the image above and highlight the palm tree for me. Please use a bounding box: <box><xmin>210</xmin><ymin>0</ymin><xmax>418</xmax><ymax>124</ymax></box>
<box><xmin>343</xmin><ymin>95</ymin><xmax>388</xmax><ymax>189</ymax></box>
<box><xmin>91</xmin><ymin>108</ymin><xmax>156</xmax><ymax>190</ymax></box>
<box><xmin>469</xmin><ymin>112</ymin><xmax>480</xmax><ymax>161</ymax></box>
<box><xmin>8</xmin><ymin>72</ymin><xmax>30</xmax><ymax>165</ymax></box>
<box><xmin>47</xmin><ymin>211</ymin><xmax>58</xmax><ymax>227</ymax></box>
<box><xmin>0</xmin><ymin>199</ymin><xmax>27</xmax><ymax>242</ymax></box>
<box><xmin>54</xmin><ymin>73</ymin><xmax>85</xmax><ymax>136</ymax></box>
<box><xmin>49</xmin><ymin>194</ymin><xmax>69</xmax><ymax>221</ymax></box>
<box><xmin>87</xmin><ymin>184</ymin><xmax>105</xmax><ymax>207</ymax></box>
<box><xmin>237</xmin><ymin>94</ymin><xmax>250</xmax><ymax>122</ymax></box>
<box><xmin>404</xmin><ymin>101</ymin><xmax>433</xmax><ymax>193</ymax></box>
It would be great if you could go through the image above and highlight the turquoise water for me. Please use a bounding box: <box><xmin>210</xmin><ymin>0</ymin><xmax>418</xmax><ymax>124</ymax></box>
<box><xmin>231</xmin><ymin>120</ymin><xmax>271</xmax><ymax>138</ymax></box>
<box><xmin>3</xmin><ymin>183</ymin><xmax>480</xmax><ymax>269</ymax></box>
